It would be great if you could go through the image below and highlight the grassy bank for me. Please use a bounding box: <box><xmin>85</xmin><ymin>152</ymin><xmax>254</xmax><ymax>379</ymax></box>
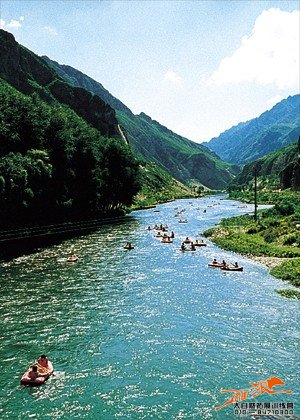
<box><xmin>203</xmin><ymin>191</ymin><xmax>300</xmax><ymax>298</ymax></box>
<box><xmin>270</xmin><ymin>259</ymin><xmax>300</xmax><ymax>287</ymax></box>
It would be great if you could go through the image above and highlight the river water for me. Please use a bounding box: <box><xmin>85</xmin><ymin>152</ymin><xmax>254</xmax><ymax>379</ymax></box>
<box><xmin>0</xmin><ymin>196</ymin><xmax>299</xmax><ymax>419</ymax></box>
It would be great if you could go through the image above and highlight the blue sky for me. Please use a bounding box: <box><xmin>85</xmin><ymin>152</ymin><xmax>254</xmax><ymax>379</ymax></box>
<box><xmin>1</xmin><ymin>0</ymin><xmax>299</xmax><ymax>142</ymax></box>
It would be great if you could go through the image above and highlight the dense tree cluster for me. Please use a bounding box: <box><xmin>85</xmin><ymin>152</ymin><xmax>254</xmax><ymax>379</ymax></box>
<box><xmin>0</xmin><ymin>80</ymin><xmax>141</xmax><ymax>226</ymax></box>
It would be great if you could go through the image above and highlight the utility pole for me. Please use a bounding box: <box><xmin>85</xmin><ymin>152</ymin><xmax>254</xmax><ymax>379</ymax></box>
<box><xmin>254</xmin><ymin>169</ymin><xmax>258</xmax><ymax>222</ymax></box>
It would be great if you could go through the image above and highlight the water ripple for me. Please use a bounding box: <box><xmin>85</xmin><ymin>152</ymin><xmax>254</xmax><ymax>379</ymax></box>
<box><xmin>0</xmin><ymin>196</ymin><xmax>299</xmax><ymax>419</ymax></box>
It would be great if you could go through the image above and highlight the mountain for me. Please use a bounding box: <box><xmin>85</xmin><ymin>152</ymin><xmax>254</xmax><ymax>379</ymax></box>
<box><xmin>0</xmin><ymin>29</ymin><xmax>144</xmax><ymax>228</ymax></box>
<box><xmin>229</xmin><ymin>139</ymin><xmax>300</xmax><ymax>191</ymax></box>
<box><xmin>0</xmin><ymin>29</ymin><xmax>121</xmax><ymax>140</ymax></box>
<box><xmin>42</xmin><ymin>56</ymin><xmax>238</xmax><ymax>189</ymax></box>
<box><xmin>0</xmin><ymin>77</ymin><xmax>142</xmax><ymax>227</ymax></box>
<box><xmin>205</xmin><ymin>95</ymin><xmax>300</xmax><ymax>165</ymax></box>
<box><xmin>133</xmin><ymin>161</ymin><xmax>198</xmax><ymax>209</ymax></box>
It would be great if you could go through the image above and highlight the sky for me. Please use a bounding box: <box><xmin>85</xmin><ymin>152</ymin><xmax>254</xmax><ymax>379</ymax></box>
<box><xmin>0</xmin><ymin>0</ymin><xmax>299</xmax><ymax>143</ymax></box>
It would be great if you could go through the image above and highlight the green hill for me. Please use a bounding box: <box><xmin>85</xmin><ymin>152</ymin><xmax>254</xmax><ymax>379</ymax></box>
<box><xmin>205</xmin><ymin>95</ymin><xmax>300</xmax><ymax>165</ymax></box>
<box><xmin>0</xmin><ymin>29</ymin><xmax>121</xmax><ymax>139</ymax></box>
<box><xmin>133</xmin><ymin>161</ymin><xmax>198</xmax><ymax>209</ymax></box>
<box><xmin>0</xmin><ymin>29</ymin><xmax>197</xmax><ymax>227</ymax></box>
<box><xmin>42</xmin><ymin>56</ymin><xmax>238</xmax><ymax>189</ymax></box>
<box><xmin>0</xmin><ymin>28</ymin><xmax>144</xmax><ymax>227</ymax></box>
<box><xmin>229</xmin><ymin>140</ymin><xmax>300</xmax><ymax>193</ymax></box>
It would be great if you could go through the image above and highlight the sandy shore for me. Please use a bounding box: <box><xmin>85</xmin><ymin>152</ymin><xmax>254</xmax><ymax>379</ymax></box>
<box><xmin>248</xmin><ymin>256</ymin><xmax>290</xmax><ymax>269</ymax></box>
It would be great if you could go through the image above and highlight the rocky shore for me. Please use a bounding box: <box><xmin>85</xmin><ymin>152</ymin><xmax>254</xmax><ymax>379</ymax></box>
<box><xmin>249</xmin><ymin>256</ymin><xmax>291</xmax><ymax>269</ymax></box>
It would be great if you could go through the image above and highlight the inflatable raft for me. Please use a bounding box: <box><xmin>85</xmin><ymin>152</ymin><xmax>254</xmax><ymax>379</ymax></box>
<box><xmin>67</xmin><ymin>255</ymin><xmax>78</xmax><ymax>262</ymax></box>
<box><xmin>221</xmin><ymin>266</ymin><xmax>243</xmax><ymax>272</ymax></box>
<box><xmin>161</xmin><ymin>238</ymin><xmax>173</xmax><ymax>243</ymax></box>
<box><xmin>20</xmin><ymin>361</ymin><xmax>54</xmax><ymax>386</ymax></box>
<box><xmin>124</xmin><ymin>244</ymin><xmax>134</xmax><ymax>250</ymax></box>
<box><xmin>208</xmin><ymin>262</ymin><xmax>224</xmax><ymax>268</ymax></box>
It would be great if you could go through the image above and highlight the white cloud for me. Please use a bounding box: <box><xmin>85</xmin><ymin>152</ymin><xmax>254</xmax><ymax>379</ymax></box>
<box><xmin>266</xmin><ymin>95</ymin><xmax>284</xmax><ymax>109</ymax></box>
<box><xmin>1</xmin><ymin>16</ymin><xmax>24</xmax><ymax>30</ymax></box>
<box><xmin>7</xmin><ymin>20</ymin><xmax>22</xmax><ymax>29</ymax></box>
<box><xmin>164</xmin><ymin>70</ymin><xmax>182</xmax><ymax>84</ymax></box>
<box><xmin>44</xmin><ymin>26</ymin><xmax>58</xmax><ymax>36</ymax></box>
<box><xmin>208</xmin><ymin>8</ymin><xmax>299</xmax><ymax>89</ymax></box>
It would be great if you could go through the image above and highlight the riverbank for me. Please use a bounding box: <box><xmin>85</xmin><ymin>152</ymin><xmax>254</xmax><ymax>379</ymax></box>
<box><xmin>131</xmin><ymin>184</ymin><xmax>198</xmax><ymax>210</ymax></box>
<box><xmin>203</xmin><ymin>207</ymin><xmax>300</xmax><ymax>298</ymax></box>
<box><xmin>0</xmin><ymin>214</ymin><xmax>130</xmax><ymax>260</ymax></box>
<box><xmin>246</xmin><ymin>256</ymin><xmax>300</xmax><ymax>298</ymax></box>
<box><xmin>248</xmin><ymin>255</ymin><xmax>289</xmax><ymax>269</ymax></box>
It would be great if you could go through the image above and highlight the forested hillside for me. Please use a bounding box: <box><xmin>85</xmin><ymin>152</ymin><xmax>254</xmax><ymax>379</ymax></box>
<box><xmin>0</xmin><ymin>29</ymin><xmax>121</xmax><ymax>139</ymax></box>
<box><xmin>0</xmin><ymin>29</ymin><xmax>201</xmax><ymax>232</ymax></box>
<box><xmin>228</xmin><ymin>140</ymin><xmax>300</xmax><ymax>193</ymax></box>
<box><xmin>43</xmin><ymin>56</ymin><xmax>239</xmax><ymax>189</ymax></box>
<box><xmin>132</xmin><ymin>161</ymin><xmax>198</xmax><ymax>209</ymax></box>
<box><xmin>0</xmin><ymin>80</ymin><xmax>141</xmax><ymax>226</ymax></box>
<box><xmin>205</xmin><ymin>95</ymin><xmax>300</xmax><ymax>165</ymax></box>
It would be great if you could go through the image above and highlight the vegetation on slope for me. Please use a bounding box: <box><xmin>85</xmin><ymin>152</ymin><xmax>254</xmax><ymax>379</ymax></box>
<box><xmin>228</xmin><ymin>141</ymin><xmax>300</xmax><ymax>193</ymax></box>
<box><xmin>205</xmin><ymin>95</ymin><xmax>300</xmax><ymax>165</ymax></box>
<box><xmin>203</xmin><ymin>192</ymin><xmax>300</xmax><ymax>296</ymax></box>
<box><xmin>205</xmin><ymin>140</ymin><xmax>300</xmax><ymax>297</ymax></box>
<box><xmin>118</xmin><ymin>111</ymin><xmax>239</xmax><ymax>189</ymax></box>
<box><xmin>271</xmin><ymin>259</ymin><xmax>300</xmax><ymax>287</ymax></box>
<box><xmin>132</xmin><ymin>162</ymin><xmax>198</xmax><ymax>209</ymax></box>
<box><xmin>0</xmin><ymin>30</ymin><xmax>197</xmax><ymax>232</ymax></box>
<box><xmin>43</xmin><ymin>55</ymin><xmax>239</xmax><ymax>189</ymax></box>
<box><xmin>0</xmin><ymin>79</ymin><xmax>141</xmax><ymax>226</ymax></box>
<box><xmin>0</xmin><ymin>29</ymin><xmax>121</xmax><ymax>139</ymax></box>
<box><xmin>204</xmin><ymin>195</ymin><xmax>300</xmax><ymax>257</ymax></box>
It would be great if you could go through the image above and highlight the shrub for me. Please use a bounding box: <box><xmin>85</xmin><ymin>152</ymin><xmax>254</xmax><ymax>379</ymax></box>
<box><xmin>283</xmin><ymin>234</ymin><xmax>300</xmax><ymax>246</ymax></box>
<box><xmin>275</xmin><ymin>289</ymin><xmax>300</xmax><ymax>299</ymax></box>
<box><xmin>277</xmin><ymin>202</ymin><xmax>294</xmax><ymax>216</ymax></box>
<box><xmin>271</xmin><ymin>258</ymin><xmax>300</xmax><ymax>287</ymax></box>
<box><xmin>262</xmin><ymin>229</ymin><xmax>278</xmax><ymax>243</ymax></box>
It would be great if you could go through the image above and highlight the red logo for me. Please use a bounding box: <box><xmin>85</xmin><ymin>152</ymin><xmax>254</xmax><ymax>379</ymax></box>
<box><xmin>215</xmin><ymin>377</ymin><xmax>292</xmax><ymax>411</ymax></box>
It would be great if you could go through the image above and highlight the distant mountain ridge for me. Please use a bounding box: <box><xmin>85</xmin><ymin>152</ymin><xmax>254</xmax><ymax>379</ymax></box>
<box><xmin>42</xmin><ymin>56</ymin><xmax>133</xmax><ymax>116</ymax></box>
<box><xmin>42</xmin><ymin>56</ymin><xmax>238</xmax><ymax>189</ymax></box>
<box><xmin>205</xmin><ymin>95</ymin><xmax>300</xmax><ymax>165</ymax></box>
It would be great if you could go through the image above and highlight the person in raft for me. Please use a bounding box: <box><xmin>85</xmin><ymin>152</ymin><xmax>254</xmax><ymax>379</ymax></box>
<box><xmin>37</xmin><ymin>354</ymin><xmax>51</xmax><ymax>375</ymax></box>
<box><xmin>28</xmin><ymin>365</ymin><xmax>39</xmax><ymax>381</ymax></box>
<box><xmin>38</xmin><ymin>354</ymin><xmax>49</xmax><ymax>368</ymax></box>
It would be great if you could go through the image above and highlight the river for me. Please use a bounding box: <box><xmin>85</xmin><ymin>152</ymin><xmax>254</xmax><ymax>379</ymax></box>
<box><xmin>0</xmin><ymin>195</ymin><xmax>299</xmax><ymax>419</ymax></box>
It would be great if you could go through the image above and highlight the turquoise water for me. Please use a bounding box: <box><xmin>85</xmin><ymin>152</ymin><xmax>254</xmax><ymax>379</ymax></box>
<box><xmin>0</xmin><ymin>196</ymin><xmax>299</xmax><ymax>419</ymax></box>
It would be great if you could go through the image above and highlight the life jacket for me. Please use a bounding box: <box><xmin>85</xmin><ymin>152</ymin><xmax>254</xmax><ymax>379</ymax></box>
<box><xmin>38</xmin><ymin>358</ymin><xmax>48</xmax><ymax>368</ymax></box>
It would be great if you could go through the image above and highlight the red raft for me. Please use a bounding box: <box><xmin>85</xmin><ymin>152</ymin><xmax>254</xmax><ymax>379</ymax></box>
<box><xmin>20</xmin><ymin>361</ymin><xmax>54</xmax><ymax>386</ymax></box>
<box><xmin>208</xmin><ymin>262</ymin><xmax>224</xmax><ymax>268</ymax></box>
